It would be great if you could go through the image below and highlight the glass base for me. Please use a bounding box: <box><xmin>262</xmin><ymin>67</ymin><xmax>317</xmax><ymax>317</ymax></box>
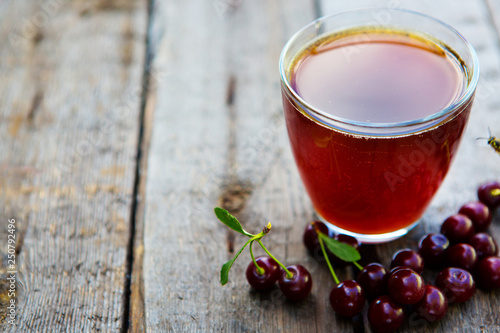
<box><xmin>316</xmin><ymin>212</ymin><xmax>420</xmax><ymax>244</ymax></box>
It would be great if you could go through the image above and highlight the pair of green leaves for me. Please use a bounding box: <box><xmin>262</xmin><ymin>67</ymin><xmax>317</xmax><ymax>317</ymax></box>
<box><xmin>214</xmin><ymin>207</ymin><xmax>362</xmax><ymax>286</ymax></box>
<box><xmin>214</xmin><ymin>207</ymin><xmax>256</xmax><ymax>285</ymax></box>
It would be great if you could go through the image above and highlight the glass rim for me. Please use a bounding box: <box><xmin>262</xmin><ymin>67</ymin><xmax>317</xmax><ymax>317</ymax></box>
<box><xmin>279</xmin><ymin>8</ymin><xmax>480</xmax><ymax>132</ymax></box>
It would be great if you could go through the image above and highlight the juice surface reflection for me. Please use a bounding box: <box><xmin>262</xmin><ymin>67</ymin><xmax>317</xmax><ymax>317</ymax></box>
<box><xmin>283</xmin><ymin>29</ymin><xmax>473</xmax><ymax>234</ymax></box>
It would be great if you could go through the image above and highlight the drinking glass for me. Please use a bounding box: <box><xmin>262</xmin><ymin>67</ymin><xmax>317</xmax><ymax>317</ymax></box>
<box><xmin>279</xmin><ymin>8</ymin><xmax>479</xmax><ymax>243</ymax></box>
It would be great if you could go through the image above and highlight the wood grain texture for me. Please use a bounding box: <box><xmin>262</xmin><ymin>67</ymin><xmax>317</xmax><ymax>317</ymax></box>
<box><xmin>141</xmin><ymin>0</ymin><xmax>500</xmax><ymax>332</ymax></box>
<box><xmin>0</xmin><ymin>0</ymin><xmax>147</xmax><ymax>331</ymax></box>
<box><xmin>1</xmin><ymin>0</ymin><xmax>499</xmax><ymax>332</ymax></box>
<box><xmin>140</xmin><ymin>0</ymin><xmax>332</xmax><ymax>331</ymax></box>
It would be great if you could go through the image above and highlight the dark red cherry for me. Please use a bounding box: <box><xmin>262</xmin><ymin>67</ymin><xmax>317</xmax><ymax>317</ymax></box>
<box><xmin>474</xmin><ymin>256</ymin><xmax>500</xmax><ymax>290</ymax></box>
<box><xmin>390</xmin><ymin>249</ymin><xmax>424</xmax><ymax>274</ymax></box>
<box><xmin>477</xmin><ymin>181</ymin><xmax>500</xmax><ymax>209</ymax></box>
<box><xmin>357</xmin><ymin>263</ymin><xmax>388</xmax><ymax>300</ymax></box>
<box><xmin>303</xmin><ymin>221</ymin><xmax>329</xmax><ymax>255</ymax></box>
<box><xmin>440</xmin><ymin>214</ymin><xmax>474</xmax><ymax>244</ymax></box>
<box><xmin>389</xmin><ymin>266</ymin><xmax>406</xmax><ymax>275</ymax></box>
<box><xmin>414</xmin><ymin>285</ymin><xmax>448</xmax><ymax>322</ymax></box>
<box><xmin>246</xmin><ymin>256</ymin><xmax>281</xmax><ymax>291</ymax></box>
<box><xmin>329</xmin><ymin>280</ymin><xmax>366</xmax><ymax>317</ymax></box>
<box><xmin>435</xmin><ymin>267</ymin><xmax>475</xmax><ymax>303</ymax></box>
<box><xmin>459</xmin><ymin>201</ymin><xmax>492</xmax><ymax>232</ymax></box>
<box><xmin>468</xmin><ymin>233</ymin><xmax>498</xmax><ymax>259</ymax></box>
<box><xmin>418</xmin><ymin>233</ymin><xmax>449</xmax><ymax>267</ymax></box>
<box><xmin>368</xmin><ymin>295</ymin><xmax>405</xmax><ymax>332</ymax></box>
<box><xmin>330</xmin><ymin>234</ymin><xmax>360</xmax><ymax>267</ymax></box>
<box><xmin>387</xmin><ymin>267</ymin><xmax>425</xmax><ymax>305</ymax></box>
<box><xmin>446</xmin><ymin>243</ymin><xmax>477</xmax><ymax>271</ymax></box>
<box><xmin>278</xmin><ymin>265</ymin><xmax>312</xmax><ymax>301</ymax></box>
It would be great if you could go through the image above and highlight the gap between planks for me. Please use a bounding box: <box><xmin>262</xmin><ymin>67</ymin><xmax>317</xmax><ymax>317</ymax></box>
<box><xmin>123</xmin><ymin>0</ymin><xmax>155</xmax><ymax>332</ymax></box>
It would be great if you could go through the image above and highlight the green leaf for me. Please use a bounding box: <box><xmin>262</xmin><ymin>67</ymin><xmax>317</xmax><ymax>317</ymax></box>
<box><xmin>319</xmin><ymin>233</ymin><xmax>361</xmax><ymax>262</ymax></box>
<box><xmin>214</xmin><ymin>207</ymin><xmax>253</xmax><ymax>237</ymax></box>
<box><xmin>220</xmin><ymin>238</ymin><xmax>252</xmax><ymax>285</ymax></box>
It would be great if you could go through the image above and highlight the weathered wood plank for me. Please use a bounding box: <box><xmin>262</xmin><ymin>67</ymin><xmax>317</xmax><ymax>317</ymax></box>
<box><xmin>0</xmin><ymin>0</ymin><xmax>147</xmax><ymax>331</ymax></box>
<box><xmin>318</xmin><ymin>1</ymin><xmax>500</xmax><ymax>332</ymax></box>
<box><xmin>140</xmin><ymin>0</ymin><xmax>341</xmax><ymax>331</ymax></box>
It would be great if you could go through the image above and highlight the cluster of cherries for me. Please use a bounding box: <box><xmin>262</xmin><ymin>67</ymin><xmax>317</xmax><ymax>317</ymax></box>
<box><xmin>246</xmin><ymin>256</ymin><xmax>312</xmax><ymax>301</ymax></box>
<box><xmin>243</xmin><ymin>181</ymin><xmax>500</xmax><ymax>332</ymax></box>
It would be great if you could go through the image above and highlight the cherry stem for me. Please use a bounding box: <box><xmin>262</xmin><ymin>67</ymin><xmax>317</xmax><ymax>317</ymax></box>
<box><xmin>249</xmin><ymin>240</ymin><xmax>264</xmax><ymax>275</ymax></box>
<box><xmin>318</xmin><ymin>236</ymin><xmax>340</xmax><ymax>284</ymax></box>
<box><xmin>257</xmin><ymin>239</ymin><xmax>293</xmax><ymax>279</ymax></box>
<box><xmin>353</xmin><ymin>261</ymin><xmax>363</xmax><ymax>271</ymax></box>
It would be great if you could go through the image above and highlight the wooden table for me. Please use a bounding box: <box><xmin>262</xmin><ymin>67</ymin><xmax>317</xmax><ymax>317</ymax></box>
<box><xmin>1</xmin><ymin>0</ymin><xmax>499</xmax><ymax>332</ymax></box>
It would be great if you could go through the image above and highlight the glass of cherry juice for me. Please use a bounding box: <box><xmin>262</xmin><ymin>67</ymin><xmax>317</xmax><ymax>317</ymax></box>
<box><xmin>280</xmin><ymin>9</ymin><xmax>479</xmax><ymax>243</ymax></box>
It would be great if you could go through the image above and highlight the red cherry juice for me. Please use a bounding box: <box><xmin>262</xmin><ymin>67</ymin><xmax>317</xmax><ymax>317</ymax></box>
<box><xmin>282</xmin><ymin>29</ymin><xmax>473</xmax><ymax>235</ymax></box>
